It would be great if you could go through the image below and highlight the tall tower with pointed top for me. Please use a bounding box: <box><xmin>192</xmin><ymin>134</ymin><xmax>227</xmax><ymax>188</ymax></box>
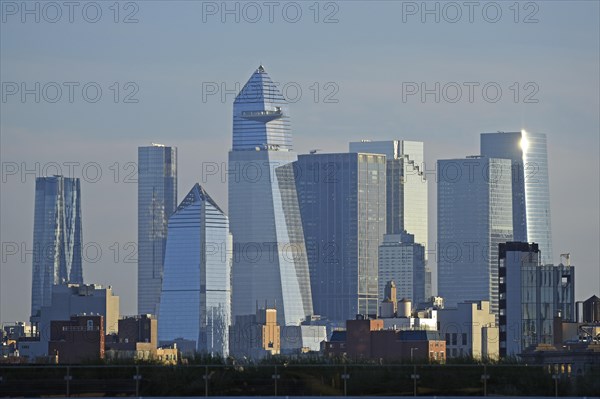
<box><xmin>158</xmin><ymin>183</ymin><xmax>231</xmax><ymax>356</ymax></box>
<box><xmin>229</xmin><ymin>66</ymin><xmax>313</xmax><ymax>326</ymax></box>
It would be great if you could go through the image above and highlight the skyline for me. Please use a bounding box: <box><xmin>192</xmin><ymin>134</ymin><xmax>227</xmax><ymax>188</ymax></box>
<box><xmin>1</xmin><ymin>1</ymin><xmax>599</xmax><ymax>324</ymax></box>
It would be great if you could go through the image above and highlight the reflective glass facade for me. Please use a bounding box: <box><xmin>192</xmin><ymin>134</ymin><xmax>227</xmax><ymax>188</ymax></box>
<box><xmin>138</xmin><ymin>144</ymin><xmax>177</xmax><ymax>316</ymax></box>
<box><xmin>295</xmin><ymin>153</ymin><xmax>387</xmax><ymax>323</ymax></box>
<box><xmin>158</xmin><ymin>184</ymin><xmax>232</xmax><ymax>356</ymax></box>
<box><xmin>437</xmin><ymin>157</ymin><xmax>513</xmax><ymax>313</ymax></box>
<box><xmin>378</xmin><ymin>232</ymin><xmax>425</xmax><ymax>306</ymax></box>
<box><xmin>229</xmin><ymin>66</ymin><xmax>313</xmax><ymax>326</ymax></box>
<box><xmin>481</xmin><ymin>131</ymin><xmax>553</xmax><ymax>264</ymax></box>
<box><xmin>499</xmin><ymin>242</ymin><xmax>575</xmax><ymax>356</ymax></box>
<box><xmin>349</xmin><ymin>140</ymin><xmax>427</xmax><ymax>253</ymax></box>
<box><xmin>31</xmin><ymin>176</ymin><xmax>83</xmax><ymax>317</ymax></box>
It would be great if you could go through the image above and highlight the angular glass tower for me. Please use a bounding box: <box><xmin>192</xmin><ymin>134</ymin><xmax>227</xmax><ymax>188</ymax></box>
<box><xmin>437</xmin><ymin>156</ymin><xmax>513</xmax><ymax>313</ymax></box>
<box><xmin>138</xmin><ymin>144</ymin><xmax>177</xmax><ymax>316</ymax></box>
<box><xmin>31</xmin><ymin>176</ymin><xmax>83</xmax><ymax>317</ymax></box>
<box><xmin>158</xmin><ymin>184</ymin><xmax>232</xmax><ymax>356</ymax></box>
<box><xmin>295</xmin><ymin>152</ymin><xmax>387</xmax><ymax>323</ymax></box>
<box><xmin>349</xmin><ymin>140</ymin><xmax>427</xmax><ymax>253</ymax></box>
<box><xmin>229</xmin><ymin>66</ymin><xmax>313</xmax><ymax>326</ymax></box>
<box><xmin>480</xmin><ymin>131</ymin><xmax>553</xmax><ymax>264</ymax></box>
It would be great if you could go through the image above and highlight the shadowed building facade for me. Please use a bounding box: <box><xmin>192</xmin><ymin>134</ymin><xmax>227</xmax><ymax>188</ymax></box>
<box><xmin>498</xmin><ymin>242</ymin><xmax>575</xmax><ymax>357</ymax></box>
<box><xmin>295</xmin><ymin>152</ymin><xmax>387</xmax><ymax>323</ymax></box>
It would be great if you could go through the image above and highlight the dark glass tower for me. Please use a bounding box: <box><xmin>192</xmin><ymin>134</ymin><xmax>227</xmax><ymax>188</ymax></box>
<box><xmin>295</xmin><ymin>152</ymin><xmax>387</xmax><ymax>323</ymax></box>
<box><xmin>138</xmin><ymin>144</ymin><xmax>177</xmax><ymax>316</ymax></box>
<box><xmin>31</xmin><ymin>176</ymin><xmax>83</xmax><ymax>317</ymax></box>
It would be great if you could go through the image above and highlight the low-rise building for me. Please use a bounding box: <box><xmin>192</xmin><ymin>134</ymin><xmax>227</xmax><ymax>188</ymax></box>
<box><xmin>437</xmin><ymin>300</ymin><xmax>499</xmax><ymax>359</ymax></box>
<box><xmin>20</xmin><ymin>284</ymin><xmax>119</xmax><ymax>361</ymax></box>
<box><xmin>281</xmin><ymin>325</ymin><xmax>327</xmax><ymax>354</ymax></box>
<box><xmin>323</xmin><ymin>317</ymin><xmax>446</xmax><ymax>362</ymax></box>
<box><xmin>48</xmin><ymin>315</ymin><xmax>105</xmax><ymax>364</ymax></box>
<box><xmin>229</xmin><ymin>308</ymin><xmax>280</xmax><ymax>359</ymax></box>
<box><xmin>520</xmin><ymin>342</ymin><xmax>600</xmax><ymax>376</ymax></box>
<box><xmin>105</xmin><ymin>315</ymin><xmax>177</xmax><ymax>364</ymax></box>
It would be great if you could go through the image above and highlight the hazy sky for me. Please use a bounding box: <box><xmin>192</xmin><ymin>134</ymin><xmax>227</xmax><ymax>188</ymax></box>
<box><xmin>1</xmin><ymin>1</ymin><xmax>599</xmax><ymax>323</ymax></box>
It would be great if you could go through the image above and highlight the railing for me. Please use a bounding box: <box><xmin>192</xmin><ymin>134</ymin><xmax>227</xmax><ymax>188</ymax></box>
<box><xmin>0</xmin><ymin>363</ymin><xmax>598</xmax><ymax>397</ymax></box>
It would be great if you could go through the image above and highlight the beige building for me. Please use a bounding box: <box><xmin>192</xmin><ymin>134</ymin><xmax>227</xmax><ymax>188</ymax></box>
<box><xmin>20</xmin><ymin>284</ymin><xmax>119</xmax><ymax>361</ymax></box>
<box><xmin>437</xmin><ymin>301</ymin><xmax>499</xmax><ymax>359</ymax></box>
<box><xmin>229</xmin><ymin>308</ymin><xmax>281</xmax><ymax>359</ymax></box>
<box><xmin>105</xmin><ymin>315</ymin><xmax>177</xmax><ymax>364</ymax></box>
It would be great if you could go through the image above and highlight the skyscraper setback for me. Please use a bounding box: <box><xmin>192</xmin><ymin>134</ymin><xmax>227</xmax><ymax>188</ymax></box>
<box><xmin>228</xmin><ymin>66</ymin><xmax>313</xmax><ymax>326</ymax></box>
<box><xmin>349</xmin><ymin>140</ymin><xmax>427</xmax><ymax>252</ymax></box>
<box><xmin>138</xmin><ymin>144</ymin><xmax>177</xmax><ymax>316</ymax></box>
<box><xmin>480</xmin><ymin>131</ymin><xmax>553</xmax><ymax>264</ymax></box>
<box><xmin>31</xmin><ymin>176</ymin><xmax>83</xmax><ymax>317</ymax></box>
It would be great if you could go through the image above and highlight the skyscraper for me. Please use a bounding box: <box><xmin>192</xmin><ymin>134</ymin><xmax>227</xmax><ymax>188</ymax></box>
<box><xmin>31</xmin><ymin>176</ymin><xmax>83</xmax><ymax>318</ymax></box>
<box><xmin>158</xmin><ymin>184</ymin><xmax>232</xmax><ymax>357</ymax></box>
<box><xmin>228</xmin><ymin>66</ymin><xmax>313</xmax><ymax>326</ymax></box>
<box><xmin>378</xmin><ymin>231</ymin><xmax>426</xmax><ymax>306</ymax></box>
<box><xmin>295</xmin><ymin>152</ymin><xmax>387</xmax><ymax>323</ymax></box>
<box><xmin>437</xmin><ymin>156</ymin><xmax>513</xmax><ymax>313</ymax></box>
<box><xmin>138</xmin><ymin>144</ymin><xmax>177</xmax><ymax>316</ymax></box>
<box><xmin>349</xmin><ymin>140</ymin><xmax>427</xmax><ymax>252</ymax></box>
<box><xmin>480</xmin><ymin>131</ymin><xmax>553</xmax><ymax>264</ymax></box>
<box><xmin>498</xmin><ymin>242</ymin><xmax>574</xmax><ymax>356</ymax></box>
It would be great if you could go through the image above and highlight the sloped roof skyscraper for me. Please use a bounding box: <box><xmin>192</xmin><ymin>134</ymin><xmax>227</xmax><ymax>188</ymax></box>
<box><xmin>228</xmin><ymin>66</ymin><xmax>313</xmax><ymax>326</ymax></box>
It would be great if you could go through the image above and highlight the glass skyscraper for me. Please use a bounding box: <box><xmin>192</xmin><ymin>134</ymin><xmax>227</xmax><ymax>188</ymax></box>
<box><xmin>481</xmin><ymin>131</ymin><xmax>553</xmax><ymax>264</ymax></box>
<box><xmin>31</xmin><ymin>176</ymin><xmax>83</xmax><ymax>317</ymax></box>
<box><xmin>349</xmin><ymin>140</ymin><xmax>427</xmax><ymax>253</ymax></box>
<box><xmin>228</xmin><ymin>66</ymin><xmax>313</xmax><ymax>326</ymax></box>
<box><xmin>437</xmin><ymin>156</ymin><xmax>513</xmax><ymax>313</ymax></box>
<box><xmin>378</xmin><ymin>231</ymin><xmax>426</xmax><ymax>306</ymax></box>
<box><xmin>138</xmin><ymin>144</ymin><xmax>177</xmax><ymax>316</ymax></box>
<box><xmin>498</xmin><ymin>242</ymin><xmax>574</xmax><ymax>357</ymax></box>
<box><xmin>295</xmin><ymin>152</ymin><xmax>387</xmax><ymax>323</ymax></box>
<box><xmin>158</xmin><ymin>184</ymin><xmax>232</xmax><ymax>357</ymax></box>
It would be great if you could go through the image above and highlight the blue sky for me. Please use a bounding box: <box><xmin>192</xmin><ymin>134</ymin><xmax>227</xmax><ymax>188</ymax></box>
<box><xmin>1</xmin><ymin>1</ymin><xmax>599</xmax><ymax>322</ymax></box>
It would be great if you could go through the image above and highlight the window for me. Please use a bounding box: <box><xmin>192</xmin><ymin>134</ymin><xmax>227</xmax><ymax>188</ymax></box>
<box><xmin>452</xmin><ymin>333</ymin><xmax>457</xmax><ymax>345</ymax></box>
<box><xmin>87</xmin><ymin>320</ymin><xmax>94</xmax><ymax>331</ymax></box>
<box><xmin>462</xmin><ymin>333</ymin><xmax>467</xmax><ymax>345</ymax></box>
